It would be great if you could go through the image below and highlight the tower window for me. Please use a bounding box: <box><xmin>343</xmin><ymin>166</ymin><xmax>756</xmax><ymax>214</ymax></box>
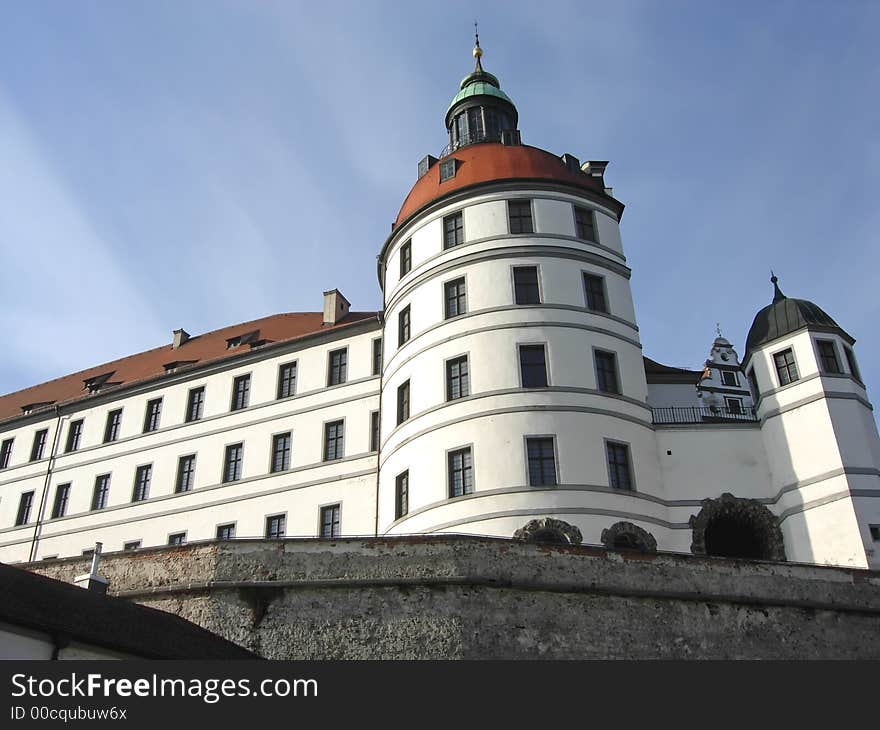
<box><xmin>92</xmin><ymin>474</ymin><xmax>110</xmax><ymax>511</ymax></box>
<box><xmin>444</xmin><ymin>277</ymin><xmax>467</xmax><ymax>318</ymax></box>
<box><xmin>185</xmin><ymin>386</ymin><xmax>205</xmax><ymax>422</ymax></box>
<box><xmin>773</xmin><ymin>348</ymin><xmax>799</xmax><ymax>386</ymax></box>
<box><xmin>370</xmin><ymin>410</ymin><xmax>380</xmax><ymax>452</ymax></box>
<box><xmin>324</xmin><ymin>420</ymin><xmax>344</xmax><ymax>461</ymax></box>
<box><xmin>606</xmin><ymin>441</ymin><xmax>634</xmax><ymax>491</ymax></box>
<box><xmin>104</xmin><ymin>409</ymin><xmax>122</xmax><ymax>443</ymax></box>
<box><xmin>278</xmin><ymin>362</ymin><xmax>297</xmax><ymax>399</ymax></box>
<box><xmin>176</xmin><ymin>454</ymin><xmax>196</xmax><ymax>493</ymax></box>
<box><xmin>526</xmin><ymin>437</ymin><xmax>557</xmax><ymax>486</ymax></box>
<box><xmin>725</xmin><ymin>397</ymin><xmax>744</xmax><ymax>414</ymax></box>
<box><xmin>816</xmin><ymin>340</ymin><xmax>842</xmax><ymax>374</ymax></box>
<box><xmin>574</xmin><ymin>206</ymin><xmax>596</xmax><ymax>241</ymax></box>
<box><xmin>747</xmin><ymin>369</ymin><xmax>760</xmax><ymax>401</ymax></box>
<box><xmin>231</xmin><ymin>374</ymin><xmax>251</xmax><ymax>411</ymax></box>
<box><xmin>320</xmin><ymin>504</ymin><xmax>341</xmax><ymax>538</ymax></box>
<box><xmin>397</xmin><ymin>380</ymin><xmax>411</xmax><ymax>425</ymax></box>
<box><xmin>870</xmin><ymin>525</ymin><xmax>880</xmax><ymax>542</ymax></box>
<box><xmin>327</xmin><ymin>348</ymin><xmax>348</xmax><ymax>386</ymax></box>
<box><xmin>508</xmin><ymin>200</ymin><xmax>534</xmax><ymax>234</ymax></box>
<box><xmin>132</xmin><ymin>464</ymin><xmax>152</xmax><ymax>502</ymax></box>
<box><xmin>0</xmin><ymin>438</ymin><xmax>13</xmax><ymax>469</ymax></box>
<box><xmin>400</xmin><ymin>239</ymin><xmax>412</xmax><ymax>277</ymax></box>
<box><xmin>223</xmin><ymin>443</ymin><xmax>244</xmax><ymax>482</ymax></box>
<box><xmin>513</xmin><ymin>266</ymin><xmax>540</xmax><ymax>304</ymax></box>
<box><xmin>519</xmin><ymin>345</ymin><xmax>548</xmax><ymax>388</ymax></box>
<box><xmin>372</xmin><ymin>338</ymin><xmax>383</xmax><ymax>376</ymax></box>
<box><xmin>143</xmin><ymin>398</ymin><xmax>162</xmax><ymax>432</ymax></box>
<box><xmin>398</xmin><ymin>306</ymin><xmax>411</xmax><ymax>346</ymax></box>
<box><xmin>721</xmin><ymin>370</ymin><xmax>739</xmax><ymax>387</ymax></box>
<box><xmin>271</xmin><ymin>432</ymin><xmax>292</xmax><ymax>473</ymax></box>
<box><xmin>395</xmin><ymin>470</ymin><xmax>409</xmax><ymax>519</ymax></box>
<box><xmin>448</xmin><ymin>447</ymin><xmax>474</xmax><ymax>497</ymax></box>
<box><xmin>446</xmin><ymin>356</ymin><xmax>470</xmax><ymax>401</ymax></box>
<box><xmin>583</xmin><ymin>273</ymin><xmax>608</xmax><ymax>313</ymax></box>
<box><xmin>30</xmin><ymin>429</ymin><xmax>48</xmax><ymax>462</ymax></box>
<box><xmin>216</xmin><ymin>523</ymin><xmax>236</xmax><ymax>541</ymax></box>
<box><xmin>844</xmin><ymin>346</ymin><xmax>862</xmax><ymax>382</ymax></box>
<box><xmin>15</xmin><ymin>491</ymin><xmax>35</xmax><ymax>526</ymax></box>
<box><xmin>66</xmin><ymin>419</ymin><xmax>84</xmax><ymax>452</ymax></box>
<box><xmin>443</xmin><ymin>212</ymin><xmax>464</xmax><ymax>249</ymax></box>
<box><xmin>595</xmin><ymin>350</ymin><xmax>620</xmax><ymax>394</ymax></box>
<box><xmin>51</xmin><ymin>483</ymin><xmax>71</xmax><ymax>519</ymax></box>
<box><xmin>265</xmin><ymin>514</ymin><xmax>286</xmax><ymax>539</ymax></box>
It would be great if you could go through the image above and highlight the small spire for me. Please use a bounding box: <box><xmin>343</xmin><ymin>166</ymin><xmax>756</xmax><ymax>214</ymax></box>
<box><xmin>716</xmin><ymin>322</ymin><xmax>722</xmax><ymax>338</ymax></box>
<box><xmin>473</xmin><ymin>21</ymin><xmax>484</xmax><ymax>71</ymax></box>
<box><xmin>770</xmin><ymin>270</ymin><xmax>785</xmax><ymax>303</ymax></box>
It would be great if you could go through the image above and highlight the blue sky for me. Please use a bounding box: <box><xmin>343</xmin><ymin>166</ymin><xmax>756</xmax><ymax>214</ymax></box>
<box><xmin>1</xmin><ymin>1</ymin><xmax>878</xmax><ymax>410</ymax></box>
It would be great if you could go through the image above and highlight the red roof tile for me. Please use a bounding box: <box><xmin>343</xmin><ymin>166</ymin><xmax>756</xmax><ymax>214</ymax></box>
<box><xmin>0</xmin><ymin>311</ymin><xmax>379</xmax><ymax>423</ymax></box>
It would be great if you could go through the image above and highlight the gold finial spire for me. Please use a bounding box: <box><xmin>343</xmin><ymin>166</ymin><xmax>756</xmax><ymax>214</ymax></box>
<box><xmin>473</xmin><ymin>21</ymin><xmax>483</xmax><ymax>70</ymax></box>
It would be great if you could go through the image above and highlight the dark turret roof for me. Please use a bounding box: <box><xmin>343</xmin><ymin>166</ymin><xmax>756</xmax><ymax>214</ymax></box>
<box><xmin>744</xmin><ymin>276</ymin><xmax>852</xmax><ymax>360</ymax></box>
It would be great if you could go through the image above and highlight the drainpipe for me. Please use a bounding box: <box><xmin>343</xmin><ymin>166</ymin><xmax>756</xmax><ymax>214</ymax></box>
<box><xmin>28</xmin><ymin>406</ymin><xmax>65</xmax><ymax>563</ymax></box>
<box><xmin>373</xmin><ymin>311</ymin><xmax>384</xmax><ymax>537</ymax></box>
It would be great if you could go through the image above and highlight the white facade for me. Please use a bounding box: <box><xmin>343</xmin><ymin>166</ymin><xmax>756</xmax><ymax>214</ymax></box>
<box><xmin>1</xmin><ymin>55</ymin><xmax>879</xmax><ymax>570</ymax></box>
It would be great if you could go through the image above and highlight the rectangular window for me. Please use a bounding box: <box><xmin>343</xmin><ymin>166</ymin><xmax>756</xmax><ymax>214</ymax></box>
<box><xmin>594</xmin><ymin>350</ymin><xmax>620</xmax><ymax>394</ymax></box>
<box><xmin>526</xmin><ymin>437</ymin><xmax>557</xmax><ymax>486</ymax></box>
<box><xmin>223</xmin><ymin>443</ymin><xmax>244</xmax><ymax>482</ymax></box>
<box><xmin>443</xmin><ymin>212</ymin><xmax>464</xmax><ymax>249</ymax></box>
<box><xmin>519</xmin><ymin>345</ymin><xmax>548</xmax><ymax>388</ymax></box>
<box><xmin>725</xmin><ymin>397</ymin><xmax>743</xmax><ymax>414</ymax></box>
<box><xmin>446</xmin><ymin>356</ymin><xmax>470</xmax><ymax>400</ymax></box>
<box><xmin>607</xmin><ymin>441</ymin><xmax>634</xmax><ymax>491</ymax></box>
<box><xmin>444</xmin><ymin>277</ymin><xmax>467</xmax><ymax>318</ymax></box>
<box><xmin>216</xmin><ymin>523</ymin><xmax>236</xmax><ymax>541</ymax></box>
<box><xmin>168</xmin><ymin>532</ymin><xmax>187</xmax><ymax>546</ymax></box>
<box><xmin>277</xmin><ymin>362</ymin><xmax>297</xmax><ymax>399</ymax></box>
<box><xmin>30</xmin><ymin>429</ymin><xmax>48</xmax><ymax>462</ymax></box>
<box><xmin>185</xmin><ymin>386</ymin><xmax>205</xmax><ymax>422</ymax></box>
<box><xmin>123</xmin><ymin>541</ymin><xmax>141</xmax><ymax>552</ymax></box>
<box><xmin>143</xmin><ymin>399</ymin><xmax>162</xmax><ymax>433</ymax></box>
<box><xmin>400</xmin><ymin>239</ymin><xmax>412</xmax><ymax>277</ymax></box>
<box><xmin>324</xmin><ymin>421</ymin><xmax>344</xmax><ymax>461</ymax></box>
<box><xmin>817</xmin><ymin>340</ymin><xmax>842</xmax><ymax>374</ymax></box>
<box><xmin>231</xmin><ymin>374</ymin><xmax>251</xmax><ymax>411</ymax></box>
<box><xmin>372</xmin><ymin>338</ymin><xmax>383</xmax><ymax>376</ymax></box>
<box><xmin>91</xmin><ymin>474</ymin><xmax>110</xmax><ymax>510</ymax></box>
<box><xmin>398</xmin><ymin>305</ymin><xmax>411</xmax><ymax>346</ymax></box>
<box><xmin>583</xmin><ymin>273</ymin><xmax>608</xmax><ymax>313</ymax></box>
<box><xmin>720</xmin><ymin>370</ymin><xmax>739</xmax><ymax>387</ymax></box>
<box><xmin>0</xmin><ymin>438</ymin><xmax>13</xmax><ymax>469</ymax></box>
<box><xmin>132</xmin><ymin>464</ymin><xmax>152</xmax><ymax>502</ymax></box>
<box><xmin>271</xmin><ymin>432</ymin><xmax>292</xmax><ymax>473</ymax></box>
<box><xmin>448</xmin><ymin>447</ymin><xmax>474</xmax><ymax>497</ymax></box>
<box><xmin>51</xmin><ymin>483</ymin><xmax>71</xmax><ymax>519</ymax></box>
<box><xmin>508</xmin><ymin>199</ymin><xmax>534</xmax><ymax>234</ymax></box>
<box><xmin>15</xmin><ymin>491</ymin><xmax>34</xmax><ymax>526</ymax></box>
<box><xmin>870</xmin><ymin>525</ymin><xmax>880</xmax><ymax>542</ymax></box>
<box><xmin>265</xmin><ymin>514</ymin><xmax>286</xmax><ymax>539</ymax></box>
<box><xmin>574</xmin><ymin>206</ymin><xmax>596</xmax><ymax>241</ymax></box>
<box><xmin>397</xmin><ymin>380</ymin><xmax>411</xmax><ymax>425</ymax></box>
<box><xmin>395</xmin><ymin>470</ymin><xmax>409</xmax><ymax>519</ymax></box>
<box><xmin>513</xmin><ymin>266</ymin><xmax>540</xmax><ymax>305</ymax></box>
<box><xmin>320</xmin><ymin>504</ymin><xmax>341</xmax><ymax>538</ymax></box>
<box><xmin>65</xmin><ymin>420</ymin><xmax>84</xmax><ymax>452</ymax></box>
<box><xmin>844</xmin><ymin>346</ymin><xmax>862</xmax><ymax>382</ymax></box>
<box><xmin>328</xmin><ymin>348</ymin><xmax>348</xmax><ymax>386</ymax></box>
<box><xmin>747</xmin><ymin>369</ymin><xmax>760</xmax><ymax>401</ymax></box>
<box><xmin>103</xmin><ymin>409</ymin><xmax>122</xmax><ymax>443</ymax></box>
<box><xmin>175</xmin><ymin>454</ymin><xmax>196</xmax><ymax>493</ymax></box>
<box><xmin>773</xmin><ymin>348</ymin><xmax>799</xmax><ymax>386</ymax></box>
<box><xmin>370</xmin><ymin>410</ymin><xmax>380</xmax><ymax>452</ymax></box>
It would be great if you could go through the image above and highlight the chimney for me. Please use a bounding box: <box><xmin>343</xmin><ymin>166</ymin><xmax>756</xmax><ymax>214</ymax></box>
<box><xmin>74</xmin><ymin>542</ymin><xmax>108</xmax><ymax>595</ymax></box>
<box><xmin>323</xmin><ymin>289</ymin><xmax>351</xmax><ymax>326</ymax></box>
<box><xmin>172</xmin><ymin>328</ymin><xmax>190</xmax><ymax>349</ymax></box>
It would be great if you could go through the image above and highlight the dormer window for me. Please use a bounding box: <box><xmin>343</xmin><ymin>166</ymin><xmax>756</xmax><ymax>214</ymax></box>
<box><xmin>83</xmin><ymin>372</ymin><xmax>119</xmax><ymax>394</ymax></box>
<box><xmin>226</xmin><ymin>330</ymin><xmax>260</xmax><ymax>349</ymax></box>
<box><xmin>163</xmin><ymin>360</ymin><xmax>197</xmax><ymax>374</ymax></box>
<box><xmin>439</xmin><ymin>158</ymin><xmax>457</xmax><ymax>182</ymax></box>
<box><xmin>21</xmin><ymin>401</ymin><xmax>54</xmax><ymax>415</ymax></box>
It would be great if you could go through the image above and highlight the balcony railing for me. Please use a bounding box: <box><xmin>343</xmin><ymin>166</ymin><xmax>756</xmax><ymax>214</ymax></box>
<box><xmin>651</xmin><ymin>406</ymin><xmax>758</xmax><ymax>425</ymax></box>
<box><xmin>439</xmin><ymin>129</ymin><xmax>503</xmax><ymax>158</ymax></box>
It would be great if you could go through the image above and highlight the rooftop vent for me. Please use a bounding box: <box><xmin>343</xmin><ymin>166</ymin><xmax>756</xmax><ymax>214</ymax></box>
<box><xmin>74</xmin><ymin>542</ymin><xmax>108</xmax><ymax>595</ymax></box>
<box><xmin>323</xmin><ymin>289</ymin><xmax>351</xmax><ymax>326</ymax></box>
<box><xmin>581</xmin><ymin>160</ymin><xmax>609</xmax><ymax>179</ymax></box>
<box><xmin>172</xmin><ymin>328</ymin><xmax>190</xmax><ymax>349</ymax></box>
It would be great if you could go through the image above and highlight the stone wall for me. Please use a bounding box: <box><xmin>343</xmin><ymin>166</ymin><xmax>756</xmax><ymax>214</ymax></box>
<box><xmin>26</xmin><ymin>536</ymin><xmax>880</xmax><ymax>659</ymax></box>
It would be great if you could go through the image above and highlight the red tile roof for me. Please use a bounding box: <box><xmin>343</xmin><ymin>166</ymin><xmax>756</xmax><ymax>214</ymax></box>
<box><xmin>0</xmin><ymin>311</ymin><xmax>379</xmax><ymax>423</ymax></box>
<box><xmin>394</xmin><ymin>143</ymin><xmax>610</xmax><ymax>228</ymax></box>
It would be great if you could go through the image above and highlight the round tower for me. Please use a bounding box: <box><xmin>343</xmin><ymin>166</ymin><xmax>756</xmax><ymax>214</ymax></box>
<box><xmin>375</xmin><ymin>40</ymin><xmax>663</xmax><ymax>545</ymax></box>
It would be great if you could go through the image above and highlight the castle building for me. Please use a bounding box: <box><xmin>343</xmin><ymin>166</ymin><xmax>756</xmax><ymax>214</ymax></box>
<box><xmin>1</xmin><ymin>41</ymin><xmax>878</xmax><ymax>569</ymax></box>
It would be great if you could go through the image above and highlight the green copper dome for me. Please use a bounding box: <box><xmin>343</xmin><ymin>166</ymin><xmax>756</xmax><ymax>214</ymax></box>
<box><xmin>447</xmin><ymin>80</ymin><xmax>515</xmax><ymax>115</ymax></box>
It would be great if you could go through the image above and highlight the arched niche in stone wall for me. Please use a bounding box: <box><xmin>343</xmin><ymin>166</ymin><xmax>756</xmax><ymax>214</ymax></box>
<box><xmin>513</xmin><ymin>518</ymin><xmax>583</xmax><ymax>545</ymax></box>
<box><xmin>600</xmin><ymin>521</ymin><xmax>658</xmax><ymax>552</ymax></box>
<box><xmin>690</xmin><ymin>493</ymin><xmax>786</xmax><ymax>561</ymax></box>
